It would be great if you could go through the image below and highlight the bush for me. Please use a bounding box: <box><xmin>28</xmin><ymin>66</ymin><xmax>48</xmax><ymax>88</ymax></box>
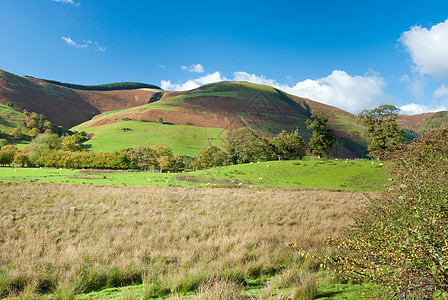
<box><xmin>326</xmin><ymin>129</ymin><xmax>448</xmax><ymax>298</ymax></box>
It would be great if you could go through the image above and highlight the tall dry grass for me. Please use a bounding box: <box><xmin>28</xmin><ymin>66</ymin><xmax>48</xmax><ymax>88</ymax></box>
<box><xmin>0</xmin><ymin>182</ymin><xmax>371</xmax><ymax>298</ymax></box>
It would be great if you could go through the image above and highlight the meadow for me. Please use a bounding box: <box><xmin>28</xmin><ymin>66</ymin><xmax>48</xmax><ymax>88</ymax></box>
<box><xmin>0</xmin><ymin>159</ymin><xmax>386</xmax><ymax>191</ymax></box>
<box><xmin>77</xmin><ymin>121</ymin><xmax>226</xmax><ymax>157</ymax></box>
<box><xmin>0</xmin><ymin>182</ymin><xmax>379</xmax><ymax>299</ymax></box>
<box><xmin>0</xmin><ymin>159</ymin><xmax>388</xmax><ymax>299</ymax></box>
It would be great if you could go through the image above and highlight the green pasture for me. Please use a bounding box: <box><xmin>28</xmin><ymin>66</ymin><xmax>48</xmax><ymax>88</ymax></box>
<box><xmin>0</xmin><ymin>159</ymin><xmax>387</xmax><ymax>191</ymax></box>
<box><xmin>71</xmin><ymin>280</ymin><xmax>384</xmax><ymax>300</ymax></box>
<box><xmin>78</xmin><ymin>121</ymin><xmax>227</xmax><ymax>156</ymax></box>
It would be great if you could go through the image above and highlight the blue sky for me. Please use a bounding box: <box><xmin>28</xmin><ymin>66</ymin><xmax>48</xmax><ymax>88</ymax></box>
<box><xmin>1</xmin><ymin>0</ymin><xmax>448</xmax><ymax>114</ymax></box>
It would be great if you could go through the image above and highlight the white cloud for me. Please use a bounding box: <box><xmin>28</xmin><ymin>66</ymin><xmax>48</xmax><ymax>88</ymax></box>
<box><xmin>233</xmin><ymin>72</ymin><xmax>278</xmax><ymax>86</ymax></box>
<box><xmin>52</xmin><ymin>0</ymin><xmax>80</xmax><ymax>6</ymax></box>
<box><xmin>161</xmin><ymin>72</ymin><xmax>226</xmax><ymax>90</ymax></box>
<box><xmin>62</xmin><ymin>37</ymin><xmax>105</xmax><ymax>52</ymax></box>
<box><xmin>286</xmin><ymin>71</ymin><xmax>386</xmax><ymax>112</ymax></box>
<box><xmin>399</xmin><ymin>19</ymin><xmax>448</xmax><ymax>79</ymax></box>
<box><xmin>158</xmin><ymin>65</ymin><xmax>166</xmax><ymax>69</ymax></box>
<box><xmin>233</xmin><ymin>70</ymin><xmax>386</xmax><ymax>113</ymax></box>
<box><xmin>162</xmin><ymin>70</ymin><xmax>386</xmax><ymax>113</ymax></box>
<box><xmin>84</xmin><ymin>40</ymin><xmax>106</xmax><ymax>52</ymax></box>
<box><xmin>62</xmin><ymin>36</ymin><xmax>87</xmax><ymax>48</ymax></box>
<box><xmin>180</xmin><ymin>64</ymin><xmax>204</xmax><ymax>73</ymax></box>
<box><xmin>434</xmin><ymin>84</ymin><xmax>448</xmax><ymax>98</ymax></box>
<box><xmin>399</xmin><ymin>103</ymin><xmax>447</xmax><ymax>115</ymax></box>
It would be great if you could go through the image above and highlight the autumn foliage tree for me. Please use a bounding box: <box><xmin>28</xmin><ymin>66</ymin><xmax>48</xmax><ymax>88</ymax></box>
<box><xmin>326</xmin><ymin>129</ymin><xmax>448</xmax><ymax>298</ymax></box>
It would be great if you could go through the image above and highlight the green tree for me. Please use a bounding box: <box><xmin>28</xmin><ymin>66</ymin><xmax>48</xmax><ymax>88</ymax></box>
<box><xmin>271</xmin><ymin>129</ymin><xmax>306</xmax><ymax>160</ymax></box>
<box><xmin>192</xmin><ymin>146</ymin><xmax>227</xmax><ymax>169</ymax></box>
<box><xmin>127</xmin><ymin>146</ymin><xmax>158</xmax><ymax>171</ymax></box>
<box><xmin>356</xmin><ymin>104</ymin><xmax>404</xmax><ymax>158</ymax></box>
<box><xmin>306</xmin><ymin>113</ymin><xmax>336</xmax><ymax>157</ymax></box>
<box><xmin>28</xmin><ymin>128</ymin><xmax>40</xmax><ymax>138</ymax></box>
<box><xmin>61</xmin><ymin>135</ymin><xmax>82</xmax><ymax>151</ymax></box>
<box><xmin>157</xmin><ymin>155</ymin><xmax>172</xmax><ymax>172</ymax></box>
<box><xmin>28</xmin><ymin>133</ymin><xmax>62</xmax><ymax>166</ymax></box>
<box><xmin>0</xmin><ymin>146</ymin><xmax>18</xmax><ymax>166</ymax></box>
<box><xmin>11</xmin><ymin>128</ymin><xmax>23</xmax><ymax>139</ymax></box>
<box><xmin>152</xmin><ymin>143</ymin><xmax>173</xmax><ymax>158</ymax></box>
<box><xmin>26</xmin><ymin>119</ymin><xmax>39</xmax><ymax>130</ymax></box>
<box><xmin>327</xmin><ymin>129</ymin><xmax>448</xmax><ymax>298</ymax></box>
<box><xmin>14</xmin><ymin>151</ymin><xmax>29</xmax><ymax>167</ymax></box>
<box><xmin>226</xmin><ymin>128</ymin><xmax>274</xmax><ymax>164</ymax></box>
<box><xmin>43</xmin><ymin>121</ymin><xmax>56</xmax><ymax>133</ymax></box>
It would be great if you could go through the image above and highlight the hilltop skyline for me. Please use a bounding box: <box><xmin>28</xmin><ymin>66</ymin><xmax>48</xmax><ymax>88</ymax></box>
<box><xmin>1</xmin><ymin>0</ymin><xmax>448</xmax><ymax>114</ymax></box>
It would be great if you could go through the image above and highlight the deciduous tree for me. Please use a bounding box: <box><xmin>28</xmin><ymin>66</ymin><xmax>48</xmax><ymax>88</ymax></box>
<box><xmin>28</xmin><ymin>133</ymin><xmax>62</xmax><ymax>166</ymax></box>
<box><xmin>226</xmin><ymin>128</ymin><xmax>274</xmax><ymax>164</ymax></box>
<box><xmin>271</xmin><ymin>129</ymin><xmax>306</xmax><ymax>160</ymax></box>
<box><xmin>356</xmin><ymin>104</ymin><xmax>404</xmax><ymax>158</ymax></box>
<box><xmin>192</xmin><ymin>146</ymin><xmax>227</xmax><ymax>169</ymax></box>
<box><xmin>11</xmin><ymin>128</ymin><xmax>23</xmax><ymax>139</ymax></box>
<box><xmin>306</xmin><ymin>113</ymin><xmax>335</xmax><ymax>157</ymax></box>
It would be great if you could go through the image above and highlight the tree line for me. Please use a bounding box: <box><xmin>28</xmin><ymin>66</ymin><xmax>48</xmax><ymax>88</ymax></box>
<box><xmin>37</xmin><ymin>78</ymin><xmax>160</xmax><ymax>91</ymax></box>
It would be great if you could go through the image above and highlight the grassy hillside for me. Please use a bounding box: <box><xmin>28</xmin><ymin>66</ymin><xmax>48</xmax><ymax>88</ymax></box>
<box><xmin>79</xmin><ymin>120</ymin><xmax>226</xmax><ymax>156</ymax></box>
<box><xmin>0</xmin><ymin>103</ymin><xmax>28</xmax><ymax>134</ymax></box>
<box><xmin>418</xmin><ymin>110</ymin><xmax>448</xmax><ymax>132</ymax></box>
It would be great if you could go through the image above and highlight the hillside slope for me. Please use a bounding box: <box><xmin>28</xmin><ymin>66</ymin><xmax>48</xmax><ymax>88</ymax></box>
<box><xmin>0</xmin><ymin>69</ymin><xmax>162</xmax><ymax>128</ymax></box>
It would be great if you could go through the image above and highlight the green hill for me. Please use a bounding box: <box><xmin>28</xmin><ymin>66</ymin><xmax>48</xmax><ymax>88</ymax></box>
<box><xmin>76</xmin><ymin>81</ymin><xmax>369</xmax><ymax>157</ymax></box>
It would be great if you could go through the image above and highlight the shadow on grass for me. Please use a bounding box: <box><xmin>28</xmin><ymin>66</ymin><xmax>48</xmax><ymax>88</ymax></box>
<box><xmin>315</xmin><ymin>290</ymin><xmax>345</xmax><ymax>298</ymax></box>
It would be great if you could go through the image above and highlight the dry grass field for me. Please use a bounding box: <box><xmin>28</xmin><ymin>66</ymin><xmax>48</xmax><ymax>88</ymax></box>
<box><xmin>0</xmin><ymin>183</ymin><xmax>373</xmax><ymax>299</ymax></box>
